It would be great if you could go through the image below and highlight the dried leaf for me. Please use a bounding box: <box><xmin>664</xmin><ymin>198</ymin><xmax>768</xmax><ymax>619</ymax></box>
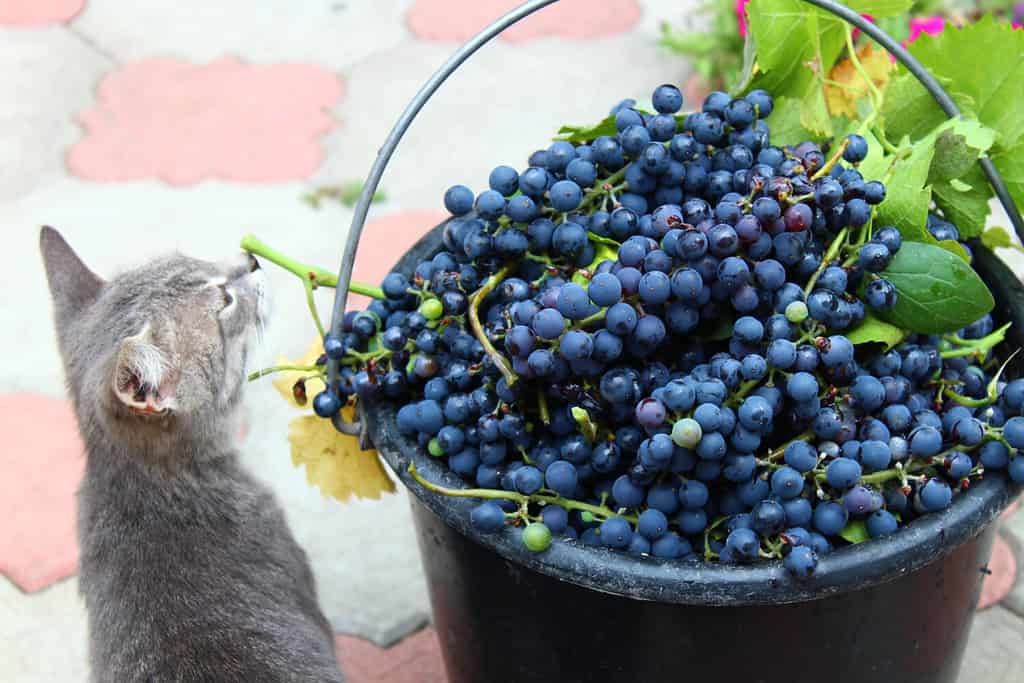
<box><xmin>272</xmin><ymin>337</ymin><xmax>326</xmax><ymax>408</ymax></box>
<box><xmin>824</xmin><ymin>43</ymin><xmax>894</xmax><ymax>119</ymax></box>
<box><xmin>287</xmin><ymin>406</ymin><xmax>396</xmax><ymax>502</ymax></box>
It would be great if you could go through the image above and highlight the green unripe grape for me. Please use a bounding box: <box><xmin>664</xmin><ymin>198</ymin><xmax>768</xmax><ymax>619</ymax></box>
<box><xmin>671</xmin><ymin>417</ymin><xmax>702</xmax><ymax>449</ymax></box>
<box><xmin>785</xmin><ymin>300</ymin><xmax>809</xmax><ymax>324</ymax></box>
<box><xmin>419</xmin><ymin>298</ymin><xmax>444</xmax><ymax>320</ymax></box>
<box><xmin>522</xmin><ymin>522</ymin><xmax>552</xmax><ymax>552</ymax></box>
<box><xmin>428</xmin><ymin>438</ymin><xmax>444</xmax><ymax>458</ymax></box>
<box><xmin>580</xmin><ymin>511</ymin><xmax>595</xmax><ymax>524</ymax></box>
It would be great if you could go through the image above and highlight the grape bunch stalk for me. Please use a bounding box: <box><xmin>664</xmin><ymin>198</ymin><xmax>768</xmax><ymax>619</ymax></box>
<box><xmin>245</xmin><ymin>84</ymin><xmax>1024</xmax><ymax>580</ymax></box>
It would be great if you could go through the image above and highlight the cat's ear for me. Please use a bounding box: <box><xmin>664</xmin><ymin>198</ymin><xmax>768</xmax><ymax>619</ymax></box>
<box><xmin>39</xmin><ymin>226</ymin><xmax>105</xmax><ymax>325</ymax></box>
<box><xmin>112</xmin><ymin>324</ymin><xmax>177</xmax><ymax>415</ymax></box>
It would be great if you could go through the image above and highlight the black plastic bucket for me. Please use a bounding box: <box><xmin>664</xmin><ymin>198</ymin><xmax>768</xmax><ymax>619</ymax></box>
<box><xmin>362</xmin><ymin>224</ymin><xmax>1022</xmax><ymax>683</ymax></box>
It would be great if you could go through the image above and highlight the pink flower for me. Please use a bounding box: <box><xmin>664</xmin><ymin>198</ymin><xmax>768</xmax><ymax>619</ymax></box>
<box><xmin>736</xmin><ymin>0</ymin><xmax>751</xmax><ymax>37</ymax></box>
<box><xmin>905</xmin><ymin>16</ymin><xmax>946</xmax><ymax>45</ymax></box>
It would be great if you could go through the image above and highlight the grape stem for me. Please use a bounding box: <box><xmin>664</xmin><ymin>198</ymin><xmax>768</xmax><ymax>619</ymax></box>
<box><xmin>939</xmin><ymin>323</ymin><xmax>1011</xmax><ymax>359</ymax></box>
<box><xmin>811</xmin><ymin>137</ymin><xmax>850</xmax><ymax>181</ymax></box>
<box><xmin>577</xmin><ymin>166</ymin><xmax>628</xmax><ymax>213</ymax></box>
<box><xmin>803</xmin><ymin>227</ymin><xmax>849</xmax><ymax>297</ymax></box>
<box><xmin>247</xmin><ymin>364</ymin><xmax>323</xmax><ymax>382</ymax></box>
<box><xmin>467</xmin><ymin>264</ymin><xmax>518</xmax><ymax>386</ymax></box>
<box><xmin>239</xmin><ymin>233</ymin><xmax>385</xmax><ymax>300</ymax></box>
<box><xmin>408</xmin><ymin>462</ymin><xmax>637</xmax><ymax>522</ymax></box>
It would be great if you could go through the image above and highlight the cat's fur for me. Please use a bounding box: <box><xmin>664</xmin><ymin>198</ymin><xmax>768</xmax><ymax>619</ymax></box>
<box><xmin>40</xmin><ymin>227</ymin><xmax>345</xmax><ymax>682</ymax></box>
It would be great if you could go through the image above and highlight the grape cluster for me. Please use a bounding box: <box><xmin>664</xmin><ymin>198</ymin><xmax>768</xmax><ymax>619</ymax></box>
<box><xmin>312</xmin><ymin>84</ymin><xmax>1021</xmax><ymax>579</ymax></box>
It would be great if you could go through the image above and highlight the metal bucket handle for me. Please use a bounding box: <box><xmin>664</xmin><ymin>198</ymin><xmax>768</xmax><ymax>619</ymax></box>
<box><xmin>327</xmin><ymin>0</ymin><xmax>1024</xmax><ymax>435</ymax></box>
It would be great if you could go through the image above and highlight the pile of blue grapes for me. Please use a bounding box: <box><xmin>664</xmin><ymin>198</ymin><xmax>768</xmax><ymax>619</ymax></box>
<box><xmin>313</xmin><ymin>84</ymin><xmax>1024</xmax><ymax>579</ymax></box>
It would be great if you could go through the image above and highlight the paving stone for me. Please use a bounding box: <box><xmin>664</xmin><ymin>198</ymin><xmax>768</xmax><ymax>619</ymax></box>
<box><xmin>0</xmin><ymin>576</ymin><xmax>89</xmax><ymax>682</ymax></box>
<box><xmin>959</xmin><ymin>605</ymin><xmax>1024</xmax><ymax>682</ymax></box>
<box><xmin>0</xmin><ymin>26</ymin><xmax>111</xmax><ymax>203</ymax></box>
<box><xmin>315</xmin><ymin>32</ymin><xmax>693</xmax><ymax>213</ymax></box>
<box><xmin>336</xmin><ymin>628</ymin><xmax>446</xmax><ymax>682</ymax></box>
<box><xmin>68</xmin><ymin>58</ymin><xmax>344</xmax><ymax>185</ymax></box>
<box><xmin>71</xmin><ymin>0</ymin><xmax>408</xmax><ymax>70</ymax></box>
<box><xmin>0</xmin><ymin>394</ymin><xmax>84</xmax><ymax>592</ymax></box>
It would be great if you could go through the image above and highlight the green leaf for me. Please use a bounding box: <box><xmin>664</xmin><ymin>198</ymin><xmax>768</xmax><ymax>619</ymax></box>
<box><xmin>730</xmin><ymin>33</ymin><xmax>759</xmax><ymax>96</ymax></box>
<box><xmin>840</xmin><ymin>520</ymin><xmax>870</xmax><ymax>545</ymax></box>
<box><xmin>883</xmin><ymin>17</ymin><xmax>1024</xmax><ymax>148</ymax></box>
<box><xmin>927</xmin><ymin>119</ymin><xmax>996</xmax><ymax>184</ymax></box>
<box><xmin>555</xmin><ymin>115</ymin><xmax>619</xmax><ymax>143</ymax></box>
<box><xmin>800</xmin><ymin>82</ymin><xmax>832</xmax><ymax>137</ymax></box>
<box><xmin>876</xmin><ymin>241</ymin><xmax>995</xmax><ymax>334</ymax></box>
<box><xmin>745</xmin><ymin>0</ymin><xmax>846</xmax><ymax>100</ymax></box>
<box><xmin>847</xmin><ymin>0</ymin><xmax>913</xmax><ymax>16</ymax></box>
<box><xmin>872</xmin><ymin>135</ymin><xmax>936</xmax><ymax>244</ymax></box>
<box><xmin>931</xmin><ymin>164</ymin><xmax>991</xmax><ymax>239</ymax></box>
<box><xmin>763</xmin><ymin>96</ymin><xmax>819</xmax><ymax>147</ymax></box>
<box><xmin>845</xmin><ymin>312</ymin><xmax>907</xmax><ymax>349</ymax></box>
<box><xmin>981</xmin><ymin>226</ymin><xmax>1014</xmax><ymax>250</ymax></box>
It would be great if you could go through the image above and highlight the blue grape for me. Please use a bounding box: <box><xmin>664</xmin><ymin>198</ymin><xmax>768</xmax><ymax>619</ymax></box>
<box><xmin>470</xmin><ymin>501</ymin><xmax>506</xmax><ymax>533</ymax></box>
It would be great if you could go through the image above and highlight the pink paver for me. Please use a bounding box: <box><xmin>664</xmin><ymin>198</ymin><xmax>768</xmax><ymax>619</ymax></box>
<box><xmin>0</xmin><ymin>394</ymin><xmax>84</xmax><ymax>592</ymax></box>
<box><xmin>345</xmin><ymin>209</ymin><xmax>449</xmax><ymax>310</ymax></box>
<box><xmin>0</xmin><ymin>0</ymin><xmax>83</xmax><ymax>26</ymax></box>
<box><xmin>69</xmin><ymin>58</ymin><xmax>344</xmax><ymax>185</ymax></box>
<box><xmin>406</xmin><ymin>0</ymin><xmax>640</xmax><ymax>44</ymax></box>
<box><xmin>336</xmin><ymin>628</ymin><xmax>446</xmax><ymax>682</ymax></box>
<box><xmin>977</xmin><ymin>533</ymin><xmax>1018</xmax><ymax>609</ymax></box>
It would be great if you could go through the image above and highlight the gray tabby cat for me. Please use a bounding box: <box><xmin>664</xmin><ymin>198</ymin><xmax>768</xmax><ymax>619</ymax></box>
<box><xmin>40</xmin><ymin>227</ymin><xmax>345</xmax><ymax>683</ymax></box>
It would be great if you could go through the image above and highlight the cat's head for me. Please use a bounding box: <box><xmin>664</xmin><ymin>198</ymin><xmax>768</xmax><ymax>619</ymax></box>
<box><xmin>40</xmin><ymin>227</ymin><xmax>269</xmax><ymax>455</ymax></box>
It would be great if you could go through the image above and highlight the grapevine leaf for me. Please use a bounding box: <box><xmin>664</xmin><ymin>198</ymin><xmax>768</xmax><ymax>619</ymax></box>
<box><xmin>271</xmin><ymin>338</ymin><xmax>327</xmax><ymax>408</ymax></box>
<box><xmin>876</xmin><ymin>241</ymin><xmax>995</xmax><ymax>334</ymax></box>
<box><xmin>555</xmin><ymin>115</ymin><xmax>619</xmax><ymax>143</ymax></box>
<box><xmin>838</xmin><ymin>125</ymin><xmax>886</xmax><ymax>183</ymax></box>
<box><xmin>845</xmin><ymin>312</ymin><xmax>907</xmax><ymax>349</ymax></box>
<box><xmin>763</xmin><ymin>96</ymin><xmax>818</xmax><ymax>146</ymax></box>
<box><xmin>840</xmin><ymin>520</ymin><xmax>870</xmax><ymax>545</ymax></box>
<box><xmin>287</xmin><ymin>408</ymin><xmax>396</xmax><ymax>502</ymax></box>
<box><xmin>876</xmin><ymin>120</ymin><xmax>984</xmax><ymax>249</ymax></box>
<box><xmin>931</xmin><ymin>164</ymin><xmax>991</xmax><ymax>239</ymax></box>
<box><xmin>800</xmin><ymin>81</ymin><xmax>832</xmax><ymax>137</ymax></box>
<box><xmin>849</xmin><ymin>0</ymin><xmax>913</xmax><ymax>16</ymax></box>
<box><xmin>883</xmin><ymin>17</ymin><xmax>1024</xmax><ymax>148</ymax></box>
<box><xmin>730</xmin><ymin>33</ymin><xmax>759</xmax><ymax>96</ymax></box>
<box><xmin>824</xmin><ymin>43</ymin><xmax>894</xmax><ymax>119</ymax></box>
<box><xmin>981</xmin><ymin>226</ymin><xmax>1014</xmax><ymax>250</ymax></box>
<box><xmin>872</xmin><ymin>135</ymin><xmax>935</xmax><ymax>244</ymax></box>
<box><xmin>587</xmin><ymin>233</ymin><xmax>623</xmax><ymax>250</ymax></box>
<box><xmin>927</xmin><ymin>119</ymin><xmax>995</xmax><ymax>184</ymax></box>
<box><xmin>745</xmin><ymin>0</ymin><xmax>846</xmax><ymax>100</ymax></box>
<box><xmin>881</xmin><ymin>72</ymin><xmax>977</xmax><ymax>144</ymax></box>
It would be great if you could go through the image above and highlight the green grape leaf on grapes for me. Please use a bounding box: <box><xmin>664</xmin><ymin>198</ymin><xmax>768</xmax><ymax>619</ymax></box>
<box><xmin>875</xmin><ymin>120</ymin><xmax>979</xmax><ymax>253</ymax></box>
<box><xmin>845</xmin><ymin>312</ymin><xmax>907</xmax><ymax>349</ymax></box>
<box><xmin>840</xmin><ymin>520</ymin><xmax>870</xmax><ymax>545</ymax></box>
<box><xmin>763</xmin><ymin>96</ymin><xmax>819</xmax><ymax>147</ymax></box>
<box><xmin>882</xmin><ymin>16</ymin><xmax>1024</xmax><ymax>148</ymax></box>
<box><xmin>927</xmin><ymin>119</ymin><xmax>995</xmax><ymax>184</ymax></box>
<box><xmin>981</xmin><ymin>226</ymin><xmax>1014</xmax><ymax>250</ymax></box>
<box><xmin>931</xmin><ymin>164</ymin><xmax>991</xmax><ymax>239</ymax></box>
<box><xmin>555</xmin><ymin>115</ymin><xmax>619</xmax><ymax>143</ymax></box>
<box><xmin>876</xmin><ymin>241</ymin><xmax>995</xmax><ymax>334</ymax></box>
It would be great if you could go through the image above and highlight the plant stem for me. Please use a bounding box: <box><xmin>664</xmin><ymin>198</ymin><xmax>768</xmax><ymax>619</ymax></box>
<box><xmin>408</xmin><ymin>463</ymin><xmax>636</xmax><ymax>522</ymax></box>
<box><xmin>305</xmin><ymin>280</ymin><xmax>326</xmax><ymax>338</ymax></box>
<box><xmin>577</xmin><ymin>167</ymin><xmax>628</xmax><ymax>213</ymax></box>
<box><xmin>812</xmin><ymin>137</ymin><xmax>850</xmax><ymax>181</ymax></box>
<box><xmin>804</xmin><ymin>227</ymin><xmax>849</xmax><ymax>297</ymax></box>
<box><xmin>240</xmin><ymin>233</ymin><xmax>385</xmax><ymax>300</ymax></box>
<box><xmin>467</xmin><ymin>264</ymin><xmax>517</xmax><ymax>386</ymax></box>
<box><xmin>247</xmin><ymin>364</ymin><xmax>322</xmax><ymax>382</ymax></box>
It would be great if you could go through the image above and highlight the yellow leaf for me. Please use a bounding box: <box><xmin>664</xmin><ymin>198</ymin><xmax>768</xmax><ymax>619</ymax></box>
<box><xmin>825</xmin><ymin>44</ymin><xmax>894</xmax><ymax>119</ymax></box>
<box><xmin>287</xmin><ymin>405</ymin><xmax>396</xmax><ymax>502</ymax></box>
<box><xmin>271</xmin><ymin>337</ymin><xmax>327</xmax><ymax>408</ymax></box>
